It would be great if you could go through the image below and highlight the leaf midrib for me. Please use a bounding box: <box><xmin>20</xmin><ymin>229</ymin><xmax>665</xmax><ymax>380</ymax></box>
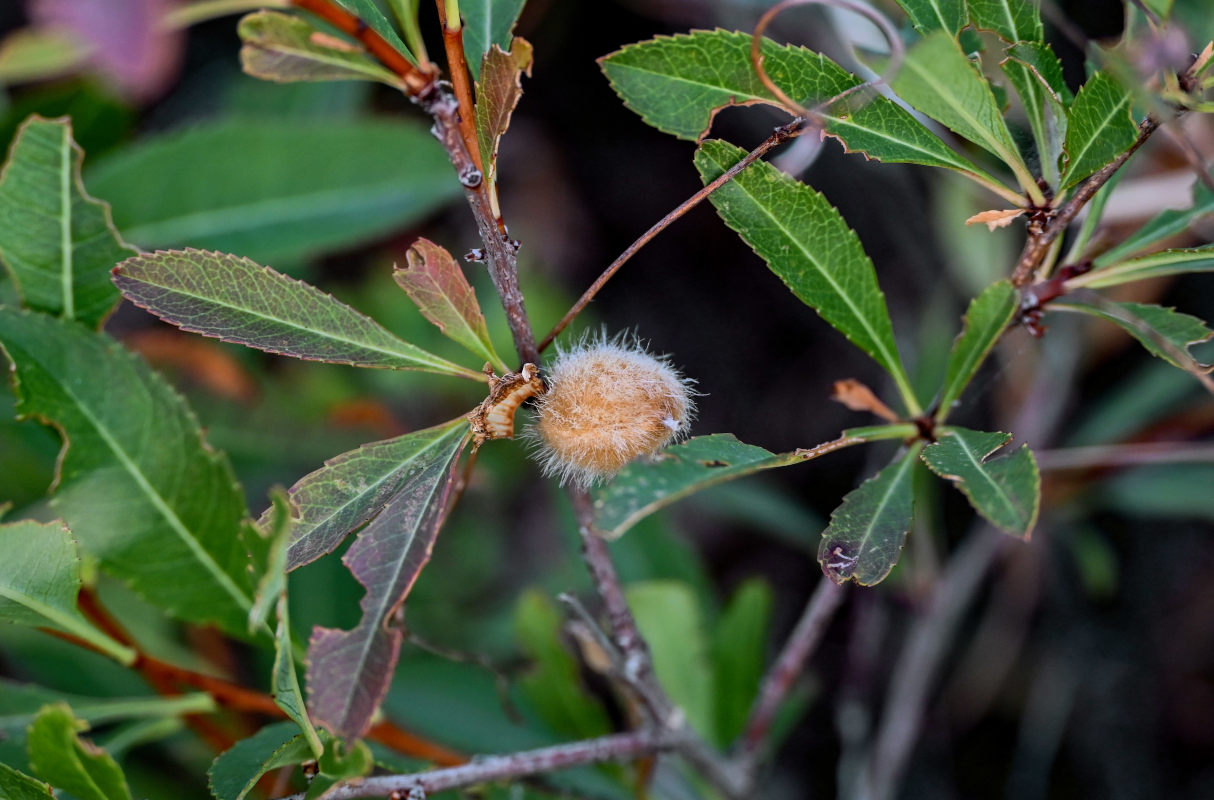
<box><xmin>854</xmin><ymin>449</ymin><xmax>916</xmax><ymax>561</ymax></box>
<box><xmin>51</xmin><ymin>367</ymin><xmax>252</xmax><ymax>616</ymax></box>
<box><xmin>1063</xmin><ymin>85</ymin><xmax>1132</xmax><ymax>187</ymax></box>
<box><xmin>950</xmin><ymin>435</ymin><xmax>1022</xmax><ymax>524</ymax></box>
<box><xmin>902</xmin><ymin>52</ymin><xmax>1015</xmax><ymax>160</ymax></box>
<box><xmin>707</xmin><ymin>149</ymin><xmax>900</xmax><ymax>376</ymax></box>
<box><xmin>121</xmin><ymin>264</ymin><xmax>452</xmax><ymax>371</ymax></box>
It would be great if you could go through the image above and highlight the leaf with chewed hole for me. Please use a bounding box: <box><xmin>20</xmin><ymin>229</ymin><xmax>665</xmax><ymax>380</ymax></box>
<box><xmin>394</xmin><ymin>238</ymin><xmax>505</xmax><ymax>372</ymax></box>
<box><xmin>921</xmin><ymin>427</ymin><xmax>1039</xmax><ymax>537</ymax></box>
<box><xmin>306</xmin><ymin>423</ymin><xmax>470</xmax><ymax>740</ymax></box>
<box><xmin>0</xmin><ymin>115</ymin><xmax>133</xmax><ymax>328</ymax></box>
<box><xmin>113</xmin><ymin>249</ymin><xmax>482</xmax><ymax>379</ymax></box>
<box><xmin>238</xmin><ymin>11</ymin><xmax>405</xmax><ymax>88</ymax></box>
<box><xmin>818</xmin><ymin>444</ymin><xmax>921</xmax><ymax>586</ymax></box>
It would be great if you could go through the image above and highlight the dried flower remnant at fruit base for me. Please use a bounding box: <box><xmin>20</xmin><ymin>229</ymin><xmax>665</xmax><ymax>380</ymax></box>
<box><xmin>530</xmin><ymin>335</ymin><xmax>696</xmax><ymax>488</ymax></box>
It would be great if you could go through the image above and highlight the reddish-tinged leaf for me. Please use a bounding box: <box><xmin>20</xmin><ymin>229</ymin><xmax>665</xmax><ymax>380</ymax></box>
<box><xmin>394</xmin><ymin>239</ymin><xmax>505</xmax><ymax>371</ymax></box>
<box><xmin>474</xmin><ymin>39</ymin><xmax>533</xmax><ymax>195</ymax></box>
<box><xmin>113</xmin><ymin>249</ymin><xmax>482</xmax><ymax>379</ymax></box>
<box><xmin>305</xmin><ymin>422</ymin><xmax>470</xmax><ymax>740</ymax></box>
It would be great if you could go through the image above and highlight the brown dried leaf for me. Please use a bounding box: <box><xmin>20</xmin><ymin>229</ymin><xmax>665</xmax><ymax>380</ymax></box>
<box><xmin>966</xmin><ymin>208</ymin><xmax>1026</xmax><ymax>231</ymax></box>
<box><xmin>832</xmin><ymin>378</ymin><xmax>899</xmax><ymax>422</ymax></box>
<box><xmin>475</xmin><ymin>38</ymin><xmax>533</xmax><ymax>192</ymax></box>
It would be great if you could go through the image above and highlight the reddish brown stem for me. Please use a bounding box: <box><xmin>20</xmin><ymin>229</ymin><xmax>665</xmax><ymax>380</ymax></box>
<box><xmin>539</xmin><ymin>118</ymin><xmax>807</xmax><ymax>351</ymax></box>
<box><xmin>434</xmin><ymin>1</ymin><xmax>483</xmax><ymax>173</ymax></box>
<box><xmin>290</xmin><ymin>0</ymin><xmax>436</xmax><ymax>94</ymax></box>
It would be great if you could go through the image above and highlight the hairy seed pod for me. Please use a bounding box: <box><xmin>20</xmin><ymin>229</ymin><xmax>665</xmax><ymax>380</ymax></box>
<box><xmin>530</xmin><ymin>334</ymin><xmax>695</xmax><ymax>488</ymax></box>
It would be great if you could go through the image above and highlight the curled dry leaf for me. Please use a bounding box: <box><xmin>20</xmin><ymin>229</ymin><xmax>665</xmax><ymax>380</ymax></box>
<box><xmin>965</xmin><ymin>208</ymin><xmax>1026</xmax><ymax>231</ymax></box>
<box><xmin>832</xmin><ymin>379</ymin><xmax>899</xmax><ymax>422</ymax></box>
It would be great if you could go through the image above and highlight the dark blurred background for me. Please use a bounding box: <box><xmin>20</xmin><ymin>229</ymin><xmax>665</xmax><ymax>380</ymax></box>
<box><xmin>1</xmin><ymin>1</ymin><xmax>1212</xmax><ymax>798</ymax></box>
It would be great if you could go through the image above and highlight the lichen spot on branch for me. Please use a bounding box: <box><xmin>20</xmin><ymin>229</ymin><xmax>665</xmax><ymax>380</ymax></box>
<box><xmin>529</xmin><ymin>333</ymin><xmax>696</xmax><ymax>488</ymax></box>
<box><xmin>470</xmin><ymin>363</ymin><xmax>546</xmax><ymax>446</ymax></box>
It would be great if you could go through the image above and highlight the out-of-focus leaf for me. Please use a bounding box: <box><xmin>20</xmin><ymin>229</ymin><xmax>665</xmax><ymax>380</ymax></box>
<box><xmin>460</xmin><ymin>0</ymin><xmax>526</xmax><ymax>81</ymax></box>
<box><xmin>0</xmin><ymin>681</ymin><xmax>214</xmax><ymax>737</ymax></box>
<box><xmin>238</xmin><ymin>10</ymin><xmax>404</xmax><ymax>88</ymax></box>
<box><xmin>277</xmin><ymin>420</ymin><xmax>471</xmax><ymax>570</ymax></box>
<box><xmin>86</xmin><ymin>118</ymin><xmax>460</xmax><ymax>265</ymax></box>
<box><xmin>332</xmin><ymin>0</ymin><xmax>414</xmax><ymax>62</ymax></box>
<box><xmin>27</xmin><ymin>704</ymin><xmax>131</xmax><ymax>800</ymax></box>
<box><xmin>818</xmin><ymin>445</ymin><xmax>921</xmax><ymax>585</ymax></box>
<box><xmin>626</xmin><ymin>581</ymin><xmax>715</xmax><ymax>741</ymax></box>
<box><xmin>1060</xmin><ymin>72</ymin><xmax>1138</xmax><ymax>190</ymax></box>
<box><xmin>894</xmin><ymin>0</ymin><xmax>966</xmax><ymax>36</ymax></box>
<box><xmin>1002</xmin><ymin>42</ymin><xmax>1069</xmax><ymax>185</ymax></box>
<box><xmin>208</xmin><ymin>722</ymin><xmax>316</xmax><ymax>800</ymax></box>
<box><xmin>306</xmin><ymin>424</ymin><xmax>470</xmax><ymax>740</ymax></box>
<box><xmin>695</xmin><ymin>140</ymin><xmax>919</xmax><ymax>413</ymax></box>
<box><xmin>1097</xmin><ymin>464</ymin><xmax>1214</xmax><ymax>521</ymax></box>
<box><xmin>1093</xmin><ymin>180</ymin><xmax>1214</xmax><ymax>264</ymax></box>
<box><xmin>1052</xmin><ymin>298</ymin><xmax>1213</xmax><ymax>371</ymax></box>
<box><xmin>0</xmin><ymin>309</ymin><xmax>264</xmax><ymax>637</ymax></box>
<box><xmin>1078</xmin><ymin>245</ymin><xmax>1214</xmax><ymax>289</ymax></box>
<box><xmin>273</xmin><ymin>595</ymin><xmax>323</xmax><ymax>758</ymax></box>
<box><xmin>0</xmin><ymin>29</ymin><xmax>88</xmax><ymax>84</ymax></box>
<box><xmin>936</xmin><ymin>281</ymin><xmax>1017</xmax><ymax>421</ymax></box>
<box><xmin>711</xmin><ymin>579</ymin><xmax>772</xmax><ymax>747</ymax></box>
<box><xmin>0</xmin><ymin>116</ymin><xmax>133</xmax><ymax>329</ymax></box>
<box><xmin>394</xmin><ymin>238</ymin><xmax>505</xmax><ymax>371</ymax></box>
<box><xmin>514</xmin><ymin>590</ymin><xmax>612</xmax><ymax>741</ymax></box>
<box><xmin>474</xmin><ymin>39</ymin><xmax>532</xmax><ymax>197</ymax></box>
<box><xmin>921</xmin><ymin>427</ymin><xmax>1039</xmax><ymax>536</ymax></box>
<box><xmin>29</xmin><ymin>0</ymin><xmax>182</xmax><ymax>100</ymax></box>
<box><xmin>0</xmin><ymin>520</ymin><xmax>134</xmax><ymax>665</ymax></box>
<box><xmin>593</xmin><ymin>434</ymin><xmax>803</xmax><ymax>539</ymax></box>
<box><xmin>304</xmin><ymin>738</ymin><xmax>373</xmax><ymax>798</ymax></box>
<box><xmin>0</xmin><ymin>762</ymin><xmax>52</xmax><ymax>799</ymax></box>
<box><xmin>112</xmin><ymin>249</ymin><xmax>480</xmax><ymax>378</ymax></box>
<box><xmin>890</xmin><ymin>32</ymin><xmax>1025</xmax><ymax>171</ymax></box>
<box><xmin>967</xmin><ymin>0</ymin><xmax>1043</xmax><ymax>42</ymax></box>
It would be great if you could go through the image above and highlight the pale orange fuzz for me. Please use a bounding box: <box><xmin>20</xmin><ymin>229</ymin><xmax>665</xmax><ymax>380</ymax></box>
<box><xmin>530</xmin><ymin>336</ymin><xmax>695</xmax><ymax>487</ymax></box>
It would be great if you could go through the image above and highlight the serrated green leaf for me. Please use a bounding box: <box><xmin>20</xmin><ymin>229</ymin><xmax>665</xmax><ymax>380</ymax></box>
<box><xmin>273</xmin><ymin>595</ymin><xmax>324</xmax><ymax>759</ymax></box>
<box><xmin>936</xmin><ymin>281</ymin><xmax>1017</xmax><ymax>421</ymax></box>
<box><xmin>1060</xmin><ymin>72</ymin><xmax>1138</xmax><ymax>190</ymax></box>
<box><xmin>1002</xmin><ymin>43</ymin><xmax>1069</xmax><ymax>186</ymax></box>
<box><xmin>0</xmin><ymin>309</ymin><xmax>264</xmax><ymax>637</ymax></box>
<box><xmin>208</xmin><ymin>722</ymin><xmax>316</xmax><ymax>800</ymax></box>
<box><xmin>0</xmin><ymin>520</ymin><xmax>134</xmax><ymax>664</ymax></box>
<box><xmin>238</xmin><ymin>10</ymin><xmax>405</xmax><ymax>89</ymax></box>
<box><xmin>112</xmin><ymin>249</ymin><xmax>481</xmax><ymax>379</ymax></box>
<box><xmin>711</xmin><ymin>579</ymin><xmax>772</xmax><ymax>747</ymax></box>
<box><xmin>967</xmin><ymin>0</ymin><xmax>1044</xmax><ymax>42</ymax></box>
<box><xmin>306</xmin><ymin>422</ymin><xmax>470</xmax><ymax>740</ymax></box>
<box><xmin>695</xmin><ymin>139</ymin><xmax>919</xmax><ymax>413</ymax></box>
<box><xmin>0</xmin><ymin>116</ymin><xmax>133</xmax><ymax>328</ymax></box>
<box><xmin>395</xmin><ymin>238</ymin><xmax>505</xmax><ymax>372</ymax></box>
<box><xmin>276</xmin><ymin>419</ymin><xmax>470</xmax><ymax>570</ymax></box>
<box><xmin>1093</xmin><ymin>182</ymin><xmax>1214</xmax><ymax>265</ymax></box>
<box><xmin>895</xmin><ymin>0</ymin><xmax>966</xmax><ymax>35</ymax></box>
<box><xmin>921</xmin><ymin>427</ymin><xmax>1039</xmax><ymax>536</ymax></box>
<box><xmin>513</xmin><ymin>590</ymin><xmax>612</xmax><ymax>741</ymax></box>
<box><xmin>891</xmin><ymin>33</ymin><xmax>1028</xmax><ymax>179</ymax></box>
<box><xmin>0</xmin><ymin>762</ymin><xmax>52</xmax><ymax>800</ymax></box>
<box><xmin>27</xmin><ymin>704</ymin><xmax>131</xmax><ymax>800</ymax></box>
<box><xmin>1072</xmin><ymin>245</ymin><xmax>1214</xmax><ymax>289</ymax></box>
<box><xmin>627</xmin><ymin>581</ymin><xmax>715</xmax><ymax>741</ymax></box>
<box><xmin>86</xmin><ymin>119</ymin><xmax>460</xmax><ymax>265</ymax></box>
<box><xmin>818</xmin><ymin>445</ymin><xmax>921</xmax><ymax>586</ymax></box>
<box><xmin>1052</xmin><ymin>298</ymin><xmax>1213</xmax><ymax>371</ymax></box>
<box><xmin>332</xmin><ymin>0</ymin><xmax>414</xmax><ymax>62</ymax></box>
<box><xmin>461</xmin><ymin>0</ymin><xmax>527</xmax><ymax>81</ymax></box>
<box><xmin>593</xmin><ymin>434</ymin><xmax>817</xmax><ymax>540</ymax></box>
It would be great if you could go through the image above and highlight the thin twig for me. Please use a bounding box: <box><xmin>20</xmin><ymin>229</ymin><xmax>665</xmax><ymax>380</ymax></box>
<box><xmin>736</xmin><ymin>578</ymin><xmax>847</xmax><ymax>768</ymax></box>
<box><xmin>539</xmin><ymin>118</ymin><xmax>807</xmax><ymax>351</ymax></box>
<box><xmin>273</xmin><ymin>729</ymin><xmax>673</xmax><ymax>800</ymax></box>
<box><xmin>434</xmin><ymin>0</ymin><xmax>483</xmax><ymax>173</ymax></box>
